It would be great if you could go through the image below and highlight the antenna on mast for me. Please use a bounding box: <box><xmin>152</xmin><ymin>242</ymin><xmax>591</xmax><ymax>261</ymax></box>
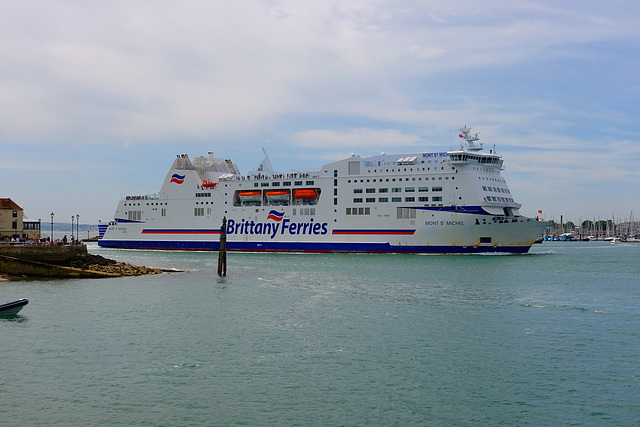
<box><xmin>458</xmin><ymin>125</ymin><xmax>483</xmax><ymax>151</ymax></box>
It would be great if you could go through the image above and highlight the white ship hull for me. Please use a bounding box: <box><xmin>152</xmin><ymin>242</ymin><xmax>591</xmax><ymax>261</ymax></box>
<box><xmin>100</xmin><ymin>129</ymin><xmax>550</xmax><ymax>253</ymax></box>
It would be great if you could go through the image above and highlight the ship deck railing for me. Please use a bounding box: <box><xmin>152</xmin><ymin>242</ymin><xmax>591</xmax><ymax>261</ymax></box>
<box><xmin>242</xmin><ymin>170</ymin><xmax>320</xmax><ymax>181</ymax></box>
<box><xmin>125</xmin><ymin>193</ymin><xmax>160</xmax><ymax>201</ymax></box>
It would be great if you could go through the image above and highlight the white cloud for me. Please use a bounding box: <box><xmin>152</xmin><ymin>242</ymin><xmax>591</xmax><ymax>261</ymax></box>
<box><xmin>293</xmin><ymin>128</ymin><xmax>421</xmax><ymax>149</ymax></box>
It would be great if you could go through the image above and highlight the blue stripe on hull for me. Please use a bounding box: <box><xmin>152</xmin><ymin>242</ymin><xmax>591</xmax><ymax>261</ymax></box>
<box><xmin>98</xmin><ymin>239</ymin><xmax>531</xmax><ymax>254</ymax></box>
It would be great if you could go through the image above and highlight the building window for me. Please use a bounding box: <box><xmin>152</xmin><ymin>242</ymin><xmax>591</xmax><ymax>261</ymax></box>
<box><xmin>12</xmin><ymin>210</ymin><xmax>18</xmax><ymax>218</ymax></box>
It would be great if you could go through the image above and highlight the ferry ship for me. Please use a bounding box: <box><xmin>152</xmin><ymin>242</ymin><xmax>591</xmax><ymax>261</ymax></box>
<box><xmin>98</xmin><ymin>127</ymin><xmax>550</xmax><ymax>253</ymax></box>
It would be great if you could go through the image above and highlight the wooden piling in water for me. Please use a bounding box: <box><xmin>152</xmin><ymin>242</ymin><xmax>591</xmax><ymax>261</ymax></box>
<box><xmin>218</xmin><ymin>216</ymin><xmax>227</xmax><ymax>276</ymax></box>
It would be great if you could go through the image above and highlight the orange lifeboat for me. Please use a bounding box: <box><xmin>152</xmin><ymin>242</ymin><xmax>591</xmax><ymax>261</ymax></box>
<box><xmin>265</xmin><ymin>191</ymin><xmax>290</xmax><ymax>202</ymax></box>
<box><xmin>294</xmin><ymin>189</ymin><xmax>318</xmax><ymax>199</ymax></box>
<box><xmin>238</xmin><ymin>191</ymin><xmax>262</xmax><ymax>203</ymax></box>
<box><xmin>202</xmin><ymin>180</ymin><xmax>218</xmax><ymax>188</ymax></box>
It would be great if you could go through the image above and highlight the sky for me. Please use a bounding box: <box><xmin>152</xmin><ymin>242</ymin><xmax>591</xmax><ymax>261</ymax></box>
<box><xmin>1</xmin><ymin>0</ymin><xmax>639</xmax><ymax>226</ymax></box>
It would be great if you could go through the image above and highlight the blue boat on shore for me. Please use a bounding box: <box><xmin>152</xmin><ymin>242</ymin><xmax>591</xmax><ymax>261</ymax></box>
<box><xmin>0</xmin><ymin>298</ymin><xmax>29</xmax><ymax>316</ymax></box>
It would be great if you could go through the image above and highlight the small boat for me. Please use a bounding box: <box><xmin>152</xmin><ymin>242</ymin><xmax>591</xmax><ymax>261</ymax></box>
<box><xmin>202</xmin><ymin>180</ymin><xmax>218</xmax><ymax>188</ymax></box>
<box><xmin>0</xmin><ymin>298</ymin><xmax>29</xmax><ymax>316</ymax></box>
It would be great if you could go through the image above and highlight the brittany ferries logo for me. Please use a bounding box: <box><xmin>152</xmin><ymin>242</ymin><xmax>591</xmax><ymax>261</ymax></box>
<box><xmin>170</xmin><ymin>174</ymin><xmax>185</xmax><ymax>184</ymax></box>
<box><xmin>266</xmin><ymin>210</ymin><xmax>284</xmax><ymax>221</ymax></box>
<box><xmin>227</xmin><ymin>212</ymin><xmax>328</xmax><ymax>239</ymax></box>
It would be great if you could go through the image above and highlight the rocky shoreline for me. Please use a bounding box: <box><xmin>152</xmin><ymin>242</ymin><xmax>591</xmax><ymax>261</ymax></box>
<box><xmin>65</xmin><ymin>253</ymin><xmax>167</xmax><ymax>276</ymax></box>
<box><xmin>0</xmin><ymin>251</ymin><xmax>176</xmax><ymax>280</ymax></box>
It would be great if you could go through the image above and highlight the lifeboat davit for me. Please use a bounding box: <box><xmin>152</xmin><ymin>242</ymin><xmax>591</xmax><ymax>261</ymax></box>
<box><xmin>294</xmin><ymin>189</ymin><xmax>318</xmax><ymax>199</ymax></box>
<box><xmin>202</xmin><ymin>180</ymin><xmax>218</xmax><ymax>188</ymax></box>
<box><xmin>265</xmin><ymin>191</ymin><xmax>290</xmax><ymax>202</ymax></box>
<box><xmin>238</xmin><ymin>191</ymin><xmax>262</xmax><ymax>203</ymax></box>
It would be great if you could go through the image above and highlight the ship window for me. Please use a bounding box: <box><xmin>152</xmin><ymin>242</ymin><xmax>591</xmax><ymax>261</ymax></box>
<box><xmin>432</xmin><ymin>187</ymin><xmax>443</xmax><ymax>192</ymax></box>
<box><xmin>418</xmin><ymin>197</ymin><xmax>429</xmax><ymax>202</ymax></box>
<box><xmin>354</xmin><ymin>189</ymin><xmax>363</xmax><ymax>194</ymax></box>
<box><xmin>295</xmin><ymin>181</ymin><xmax>302</xmax><ymax>186</ymax></box>
<box><xmin>283</xmin><ymin>181</ymin><xmax>291</xmax><ymax>186</ymax></box>
<box><xmin>254</xmin><ymin>183</ymin><xmax>259</xmax><ymax>187</ymax></box>
<box><xmin>366</xmin><ymin>198</ymin><xmax>375</xmax><ymax>203</ymax></box>
<box><xmin>405</xmin><ymin>187</ymin><xmax>415</xmax><ymax>192</ymax></box>
<box><xmin>405</xmin><ymin>197</ymin><xmax>415</xmax><ymax>202</ymax></box>
<box><xmin>306</xmin><ymin>180</ymin><xmax>314</xmax><ymax>185</ymax></box>
<box><xmin>359</xmin><ymin>208</ymin><xmax>364</xmax><ymax>215</ymax></box>
<box><xmin>482</xmin><ymin>186</ymin><xmax>487</xmax><ymax>191</ymax></box>
<box><xmin>272</xmin><ymin>182</ymin><xmax>280</xmax><ymax>187</ymax></box>
<box><xmin>392</xmin><ymin>197</ymin><xmax>401</xmax><ymax>202</ymax></box>
<box><xmin>161</xmin><ymin>208</ymin><xmax>166</xmax><ymax>216</ymax></box>
<box><xmin>432</xmin><ymin>196</ymin><xmax>442</xmax><ymax>202</ymax></box>
<box><xmin>379</xmin><ymin>188</ymin><xmax>388</xmax><ymax>193</ymax></box>
<box><xmin>333</xmin><ymin>189</ymin><xmax>337</xmax><ymax>195</ymax></box>
<box><xmin>379</xmin><ymin>197</ymin><xmax>388</xmax><ymax>202</ymax></box>
<box><xmin>418</xmin><ymin>187</ymin><xmax>428</xmax><ymax>192</ymax></box>
<box><xmin>366</xmin><ymin>188</ymin><xmax>375</xmax><ymax>193</ymax></box>
<box><xmin>392</xmin><ymin>188</ymin><xmax>401</xmax><ymax>193</ymax></box>
<box><xmin>397</xmin><ymin>208</ymin><xmax>416</xmax><ymax>219</ymax></box>
<box><xmin>261</xmin><ymin>182</ymin><xmax>269</xmax><ymax>187</ymax></box>
<box><xmin>353</xmin><ymin>198</ymin><xmax>363</xmax><ymax>203</ymax></box>
<box><xmin>194</xmin><ymin>208</ymin><xmax>204</xmax><ymax>216</ymax></box>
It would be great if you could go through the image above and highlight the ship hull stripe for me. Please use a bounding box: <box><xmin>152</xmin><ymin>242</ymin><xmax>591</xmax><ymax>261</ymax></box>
<box><xmin>98</xmin><ymin>239</ymin><xmax>531</xmax><ymax>253</ymax></box>
<box><xmin>141</xmin><ymin>229</ymin><xmax>221</xmax><ymax>234</ymax></box>
<box><xmin>332</xmin><ymin>229</ymin><xmax>415</xmax><ymax>235</ymax></box>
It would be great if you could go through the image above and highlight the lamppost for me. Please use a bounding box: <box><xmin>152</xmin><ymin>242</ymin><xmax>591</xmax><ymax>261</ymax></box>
<box><xmin>76</xmin><ymin>214</ymin><xmax>79</xmax><ymax>244</ymax></box>
<box><xmin>71</xmin><ymin>215</ymin><xmax>75</xmax><ymax>243</ymax></box>
<box><xmin>50</xmin><ymin>212</ymin><xmax>54</xmax><ymax>242</ymax></box>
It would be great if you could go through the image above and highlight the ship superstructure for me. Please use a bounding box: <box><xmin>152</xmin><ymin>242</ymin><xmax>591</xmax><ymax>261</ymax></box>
<box><xmin>99</xmin><ymin>127</ymin><xmax>550</xmax><ymax>253</ymax></box>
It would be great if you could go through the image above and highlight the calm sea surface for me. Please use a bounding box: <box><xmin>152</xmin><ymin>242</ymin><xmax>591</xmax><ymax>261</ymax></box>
<box><xmin>1</xmin><ymin>242</ymin><xmax>639</xmax><ymax>426</ymax></box>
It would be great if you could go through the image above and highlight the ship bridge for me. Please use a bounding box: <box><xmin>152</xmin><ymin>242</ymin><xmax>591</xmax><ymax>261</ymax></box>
<box><xmin>447</xmin><ymin>126</ymin><xmax>504</xmax><ymax>169</ymax></box>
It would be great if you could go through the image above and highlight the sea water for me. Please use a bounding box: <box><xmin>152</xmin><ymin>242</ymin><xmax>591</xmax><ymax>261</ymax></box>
<box><xmin>1</xmin><ymin>242</ymin><xmax>638</xmax><ymax>426</ymax></box>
